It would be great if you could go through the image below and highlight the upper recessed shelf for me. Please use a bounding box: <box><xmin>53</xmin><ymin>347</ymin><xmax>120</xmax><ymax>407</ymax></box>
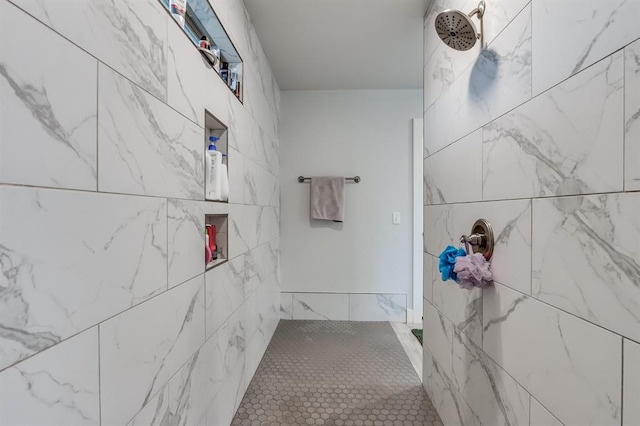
<box><xmin>160</xmin><ymin>0</ymin><xmax>243</xmax><ymax>102</ymax></box>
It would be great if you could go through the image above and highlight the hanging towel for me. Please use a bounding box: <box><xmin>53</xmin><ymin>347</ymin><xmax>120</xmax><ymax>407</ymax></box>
<box><xmin>310</xmin><ymin>176</ymin><xmax>345</xmax><ymax>222</ymax></box>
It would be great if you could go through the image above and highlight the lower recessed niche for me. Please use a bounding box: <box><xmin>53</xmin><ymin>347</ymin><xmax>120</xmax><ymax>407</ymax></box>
<box><xmin>205</xmin><ymin>213</ymin><xmax>228</xmax><ymax>270</ymax></box>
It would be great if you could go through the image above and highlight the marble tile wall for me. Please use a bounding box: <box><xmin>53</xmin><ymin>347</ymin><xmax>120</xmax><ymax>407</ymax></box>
<box><xmin>423</xmin><ymin>1</ymin><xmax>640</xmax><ymax>425</ymax></box>
<box><xmin>280</xmin><ymin>292</ymin><xmax>408</xmax><ymax>322</ymax></box>
<box><xmin>0</xmin><ymin>0</ymin><xmax>280</xmax><ymax>424</ymax></box>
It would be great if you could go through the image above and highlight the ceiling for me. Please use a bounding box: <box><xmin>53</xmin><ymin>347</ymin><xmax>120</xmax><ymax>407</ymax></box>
<box><xmin>243</xmin><ymin>0</ymin><xmax>429</xmax><ymax>91</ymax></box>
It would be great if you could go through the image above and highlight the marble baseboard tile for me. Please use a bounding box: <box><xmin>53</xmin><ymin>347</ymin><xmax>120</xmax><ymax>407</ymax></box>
<box><xmin>99</xmin><ymin>275</ymin><xmax>205</xmax><ymax>426</ymax></box>
<box><xmin>285</xmin><ymin>292</ymin><xmax>408</xmax><ymax>322</ymax></box>
<box><xmin>0</xmin><ymin>327</ymin><xmax>99</xmax><ymax>425</ymax></box>
<box><xmin>0</xmin><ymin>186</ymin><xmax>167</xmax><ymax>370</ymax></box>
<box><xmin>452</xmin><ymin>329</ymin><xmax>529</xmax><ymax>426</ymax></box>
<box><xmin>349</xmin><ymin>294</ymin><xmax>407</xmax><ymax>322</ymax></box>
<box><xmin>483</xmin><ymin>51</ymin><xmax>624</xmax><ymax>200</ymax></box>
<box><xmin>625</xmin><ymin>39</ymin><xmax>640</xmax><ymax>191</ymax></box>
<box><xmin>98</xmin><ymin>64</ymin><xmax>204</xmax><ymax>199</ymax></box>
<box><xmin>624</xmin><ymin>339</ymin><xmax>640</xmax><ymax>426</ymax></box>
<box><xmin>532</xmin><ymin>0</ymin><xmax>640</xmax><ymax>95</ymax></box>
<box><xmin>0</xmin><ymin>2</ymin><xmax>97</xmax><ymax>191</ymax></box>
<box><xmin>532</xmin><ymin>193</ymin><xmax>640</xmax><ymax>342</ymax></box>
<box><xmin>291</xmin><ymin>293</ymin><xmax>349</xmax><ymax>321</ymax></box>
<box><xmin>9</xmin><ymin>0</ymin><xmax>168</xmax><ymax>100</ymax></box>
<box><xmin>483</xmin><ymin>283</ymin><xmax>622</xmax><ymax>426</ymax></box>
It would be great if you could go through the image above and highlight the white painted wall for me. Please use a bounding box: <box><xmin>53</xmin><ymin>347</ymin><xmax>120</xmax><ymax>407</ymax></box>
<box><xmin>280</xmin><ymin>90</ymin><xmax>422</xmax><ymax>307</ymax></box>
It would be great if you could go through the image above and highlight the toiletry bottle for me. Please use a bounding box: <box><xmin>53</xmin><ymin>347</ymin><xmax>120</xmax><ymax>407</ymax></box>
<box><xmin>220</xmin><ymin>62</ymin><xmax>229</xmax><ymax>85</ymax></box>
<box><xmin>205</xmin><ymin>136</ymin><xmax>222</xmax><ymax>200</ymax></box>
<box><xmin>170</xmin><ymin>0</ymin><xmax>188</xmax><ymax>27</ymax></box>
<box><xmin>220</xmin><ymin>154</ymin><xmax>229</xmax><ymax>201</ymax></box>
<box><xmin>230</xmin><ymin>65</ymin><xmax>238</xmax><ymax>91</ymax></box>
<box><xmin>207</xmin><ymin>224</ymin><xmax>217</xmax><ymax>260</ymax></box>
<box><xmin>205</xmin><ymin>232</ymin><xmax>212</xmax><ymax>264</ymax></box>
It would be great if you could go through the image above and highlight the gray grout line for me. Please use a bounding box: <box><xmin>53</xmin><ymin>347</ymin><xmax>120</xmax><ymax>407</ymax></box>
<box><xmin>621</xmin><ymin>338</ymin><xmax>625</xmax><ymax>426</ymax></box>
<box><xmin>423</xmin><ymin>37</ymin><xmax>637</xmax><ymax>162</ymax></box>
<box><xmin>0</xmin><ymin>182</ymin><xmax>278</xmax><ymax>208</ymax></box>
<box><xmin>97</xmin><ymin>325</ymin><xmax>102</xmax><ymax>426</ymax></box>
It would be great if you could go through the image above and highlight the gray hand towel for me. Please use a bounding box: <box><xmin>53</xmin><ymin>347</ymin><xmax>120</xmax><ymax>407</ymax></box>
<box><xmin>310</xmin><ymin>176</ymin><xmax>345</xmax><ymax>222</ymax></box>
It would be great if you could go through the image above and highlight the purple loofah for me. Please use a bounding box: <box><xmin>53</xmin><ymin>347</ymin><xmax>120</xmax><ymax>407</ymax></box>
<box><xmin>453</xmin><ymin>253</ymin><xmax>493</xmax><ymax>289</ymax></box>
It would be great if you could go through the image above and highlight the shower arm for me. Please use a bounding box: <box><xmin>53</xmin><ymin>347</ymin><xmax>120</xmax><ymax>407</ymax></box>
<box><xmin>468</xmin><ymin>0</ymin><xmax>486</xmax><ymax>44</ymax></box>
<box><xmin>468</xmin><ymin>1</ymin><xmax>485</xmax><ymax>19</ymax></box>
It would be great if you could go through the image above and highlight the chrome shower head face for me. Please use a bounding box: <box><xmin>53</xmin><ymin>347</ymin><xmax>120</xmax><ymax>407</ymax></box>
<box><xmin>435</xmin><ymin>9</ymin><xmax>479</xmax><ymax>51</ymax></box>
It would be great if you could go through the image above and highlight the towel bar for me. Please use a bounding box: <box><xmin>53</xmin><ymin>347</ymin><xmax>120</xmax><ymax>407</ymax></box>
<box><xmin>297</xmin><ymin>176</ymin><xmax>361</xmax><ymax>183</ymax></box>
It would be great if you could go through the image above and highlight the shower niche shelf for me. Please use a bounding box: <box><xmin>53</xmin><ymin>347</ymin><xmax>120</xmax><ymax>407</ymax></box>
<box><xmin>205</xmin><ymin>213</ymin><xmax>228</xmax><ymax>271</ymax></box>
<box><xmin>159</xmin><ymin>0</ymin><xmax>243</xmax><ymax>102</ymax></box>
<box><xmin>204</xmin><ymin>110</ymin><xmax>229</xmax><ymax>203</ymax></box>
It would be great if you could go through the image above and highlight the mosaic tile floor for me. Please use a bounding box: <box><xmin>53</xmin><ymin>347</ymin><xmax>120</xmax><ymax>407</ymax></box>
<box><xmin>231</xmin><ymin>320</ymin><xmax>443</xmax><ymax>426</ymax></box>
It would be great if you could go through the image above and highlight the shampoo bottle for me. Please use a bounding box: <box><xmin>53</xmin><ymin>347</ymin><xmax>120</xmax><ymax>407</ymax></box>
<box><xmin>206</xmin><ymin>136</ymin><xmax>222</xmax><ymax>200</ymax></box>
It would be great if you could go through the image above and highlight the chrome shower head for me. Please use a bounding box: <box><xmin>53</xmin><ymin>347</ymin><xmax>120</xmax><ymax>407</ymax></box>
<box><xmin>434</xmin><ymin>1</ymin><xmax>485</xmax><ymax>51</ymax></box>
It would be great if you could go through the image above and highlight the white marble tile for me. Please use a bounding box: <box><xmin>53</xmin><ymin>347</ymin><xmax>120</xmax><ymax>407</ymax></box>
<box><xmin>425</xmin><ymin>129</ymin><xmax>482</xmax><ymax>204</ymax></box>
<box><xmin>205</xmin><ymin>348</ymin><xmax>245</xmax><ymax>426</ymax></box>
<box><xmin>483</xmin><ymin>283</ymin><xmax>622</xmax><ymax>426</ymax></box>
<box><xmin>532</xmin><ymin>0</ymin><xmax>640</xmax><ymax>95</ymax></box>
<box><xmin>532</xmin><ymin>193</ymin><xmax>640</xmax><ymax>342</ymax></box>
<box><xmin>453</xmin><ymin>199</ymin><xmax>532</xmax><ymax>294</ymax></box>
<box><xmin>205</xmin><ymin>255</ymin><xmax>245</xmax><ymax>339</ymax></box>
<box><xmin>423</xmin><ymin>347</ymin><xmax>481</xmax><ymax>426</ymax></box>
<box><xmin>624</xmin><ymin>339</ymin><xmax>640</xmax><ymax>426</ymax></box>
<box><xmin>452</xmin><ymin>330</ymin><xmax>529</xmax><ymax>426</ymax></box>
<box><xmin>280</xmin><ymin>293</ymin><xmax>293</xmax><ymax>319</ymax></box>
<box><xmin>99</xmin><ymin>275</ymin><xmax>205</xmax><ymax>426</ymax></box>
<box><xmin>0</xmin><ymin>186</ymin><xmax>167</xmax><ymax>370</ymax></box>
<box><xmin>433</xmin><ymin>279</ymin><xmax>483</xmax><ymax>347</ymax></box>
<box><xmin>291</xmin><ymin>293</ymin><xmax>349</xmax><ymax>321</ymax></box>
<box><xmin>349</xmin><ymin>294</ymin><xmax>407</xmax><ymax>322</ymax></box>
<box><xmin>423</xmin><ymin>300</ymin><xmax>453</xmax><ymax>378</ymax></box>
<box><xmin>625</xmin><ymin>39</ymin><xmax>640</xmax><ymax>191</ymax></box>
<box><xmin>0</xmin><ymin>2</ymin><xmax>97</xmax><ymax>190</ymax></box>
<box><xmin>167</xmin><ymin>16</ymin><xmax>206</xmax><ymax>126</ymax></box>
<box><xmin>530</xmin><ymin>397</ymin><xmax>563</xmax><ymax>426</ymax></box>
<box><xmin>9</xmin><ymin>0</ymin><xmax>168</xmax><ymax>100</ymax></box>
<box><xmin>244</xmin><ymin>245</ymin><xmax>269</xmax><ymax>296</ymax></box>
<box><xmin>483</xmin><ymin>51</ymin><xmax>624</xmax><ymax>200</ymax></box>
<box><xmin>244</xmin><ymin>159</ymin><xmax>278</xmax><ymax>207</ymax></box>
<box><xmin>168</xmin><ymin>200</ymin><xmax>205</xmax><ymax>288</ymax></box>
<box><xmin>424</xmin><ymin>204</ymin><xmax>454</xmax><ymax>256</ymax></box>
<box><xmin>98</xmin><ymin>65</ymin><xmax>204</xmax><ymax>199</ymax></box>
<box><xmin>424</xmin><ymin>254</ymin><xmax>436</xmax><ymax>303</ymax></box>
<box><xmin>228</xmin><ymin>148</ymin><xmax>246</xmax><ymax>205</ymax></box>
<box><xmin>166</xmin><ymin>334</ymin><xmax>219</xmax><ymax>426</ymax></box>
<box><xmin>0</xmin><ymin>328</ymin><xmax>99</xmax><ymax>425</ymax></box>
<box><xmin>424</xmin><ymin>4</ymin><xmax>532</xmax><ymax>155</ymax></box>
<box><xmin>126</xmin><ymin>386</ymin><xmax>170</xmax><ymax>426</ymax></box>
<box><xmin>423</xmin><ymin>0</ymin><xmax>530</xmax><ymax>111</ymax></box>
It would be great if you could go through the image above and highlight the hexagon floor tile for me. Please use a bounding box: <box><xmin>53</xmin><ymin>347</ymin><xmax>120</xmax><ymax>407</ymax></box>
<box><xmin>231</xmin><ymin>320</ymin><xmax>443</xmax><ymax>426</ymax></box>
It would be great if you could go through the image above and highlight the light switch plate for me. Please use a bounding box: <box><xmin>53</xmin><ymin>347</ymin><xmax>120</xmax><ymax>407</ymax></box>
<box><xmin>392</xmin><ymin>212</ymin><xmax>401</xmax><ymax>225</ymax></box>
